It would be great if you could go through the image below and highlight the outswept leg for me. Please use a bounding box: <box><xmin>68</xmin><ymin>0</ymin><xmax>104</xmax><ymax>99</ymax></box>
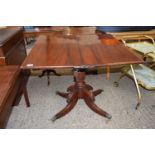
<box><xmin>56</xmin><ymin>91</ymin><xmax>69</xmax><ymax>99</ymax></box>
<box><xmin>93</xmin><ymin>89</ymin><xmax>103</xmax><ymax>96</ymax></box>
<box><xmin>52</xmin><ymin>69</ymin><xmax>111</xmax><ymax>121</ymax></box>
<box><xmin>84</xmin><ymin>90</ymin><xmax>112</xmax><ymax>119</ymax></box>
<box><xmin>52</xmin><ymin>92</ymin><xmax>78</xmax><ymax>122</ymax></box>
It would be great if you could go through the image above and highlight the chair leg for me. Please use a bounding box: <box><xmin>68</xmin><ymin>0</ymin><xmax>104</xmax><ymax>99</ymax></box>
<box><xmin>114</xmin><ymin>72</ymin><xmax>126</xmax><ymax>87</ymax></box>
<box><xmin>106</xmin><ymin>66</ymin><xmax>110</xmax><ymax>80</ymax></box>
<box><xmin>130</xmin><ymin>65</ymin><xmax>142</xmax><ymax>109</ymax></box>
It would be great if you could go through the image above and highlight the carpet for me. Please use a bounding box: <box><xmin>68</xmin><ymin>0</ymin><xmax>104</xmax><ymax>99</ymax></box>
<box><xmin>6</xmin><ymin>73</ymin><xmax>155</xmax><ymax>128</ymax></box>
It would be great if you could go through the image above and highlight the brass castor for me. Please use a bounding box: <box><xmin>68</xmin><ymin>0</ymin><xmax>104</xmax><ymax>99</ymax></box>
<box><xmin>135</xmin><ymin>102</ymin><xmax>141</xmax><ymax>110</ymax></box>
<box><xmin>51</xmin><ymin>116</ymin><xmax>57</xmax><ymax>122</ymax></box>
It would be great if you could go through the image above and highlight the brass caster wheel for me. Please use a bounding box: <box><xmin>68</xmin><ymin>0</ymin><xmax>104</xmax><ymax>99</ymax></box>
<box><xmin>106</xmin><ymin>113</ymin><xmax>112</xmax><ymax>119</ymax></box>
<box><xmin>135</xmin><ymin>102</ymin><xmax>140</xmax><ymax>110</ymax></box>
<box><xmin>51</xmin><ymin>116</ymin><xmax>57</xmax><ymax>122</ymax></box>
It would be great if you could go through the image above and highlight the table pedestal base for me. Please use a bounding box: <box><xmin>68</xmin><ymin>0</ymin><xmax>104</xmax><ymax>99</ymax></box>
<box><xmin>52</xmin><ymin>69</ymin><xmax>112</xmax><ymax>122</ymax></box>
<box><xmin>39</xmin><ymin>69</ymin><xmax>61</xmax><ymax>86</ymax></box>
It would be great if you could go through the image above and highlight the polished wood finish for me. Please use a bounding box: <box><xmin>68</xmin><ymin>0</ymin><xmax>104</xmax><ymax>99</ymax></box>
<box><xmin>0</xmin><ymin>66</ymin><xmax>19</xmax><ymax>107</ymax></box>
<box><xmin>0</xmin><ymin>66</ymin><xmax>30</xmax><ymax>128</ymax></box>
<box><xmin>52</xmin><ymin>69</ymin><xmax>111</xmax><ymax>121</ymax></box>
<box><xmin>21</xmin><ymin>34</ymin><xmax>143</xmax><ymax>70</ymax></box>
<box><xmin>21</xmin><ymin>32</ymin><xmax>143</xmax><ymax>121</ymax></box>
<box><xmin>0</xmin><ymin>27</ymin><xmax>27</xmax><ymax>65</ymax></box>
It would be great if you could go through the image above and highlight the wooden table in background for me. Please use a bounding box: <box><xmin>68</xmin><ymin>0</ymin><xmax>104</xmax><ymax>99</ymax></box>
<box><xmin>24</xmin><ymin>26</ymin><xmax>155</xmax><ymax>41</ymax></box>
<box><xmin>21</xmin><ymin>32</ymin><xmax>143</xmax><ymax>121</ymax></box>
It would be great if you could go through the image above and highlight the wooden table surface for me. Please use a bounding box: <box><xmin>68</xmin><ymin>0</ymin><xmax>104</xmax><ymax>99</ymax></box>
<box><xmin>0</xmin><ymin>66</ymin><xmax>19</xmax><ymax>111</ymax></box>
<box><xmin>21</xmin><ymin>31</ymin><xmax>144</xmax><ymax>121</ymax></box>
<box><xmin>21</xmin><ymin>33</ymin><xmax>143</xmax><ymax>70</ymax></box>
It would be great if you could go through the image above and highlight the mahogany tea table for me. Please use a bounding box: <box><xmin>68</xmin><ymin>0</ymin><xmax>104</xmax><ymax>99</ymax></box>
<box><xmin>21</xmin><ymin>33</ymin><xmax>143</xmax><ymax>121</ymax></box>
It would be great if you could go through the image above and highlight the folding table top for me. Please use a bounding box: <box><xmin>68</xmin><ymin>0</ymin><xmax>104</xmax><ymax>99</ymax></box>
<box><xmin>21</xmin><ymin>33</ymin><xmax>143</xmax><ymax>70</ymax></box>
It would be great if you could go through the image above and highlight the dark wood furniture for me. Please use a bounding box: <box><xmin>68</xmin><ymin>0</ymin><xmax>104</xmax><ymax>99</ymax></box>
<box><xmin>0</xmin><ymin>66</ymin><xmax>30</xmax><ymax>128</ymax></box>
<box><xmin>0</xmin><ymin>27</ymin><xmax>30</xmax><ymax>128</ymax></box>
<box><xmin>21</xmin><ymin>32</ymin><xmax>143</xmax><ymax>121</ymax></box>
<box><xmin>0</xmin><ymin>27</ymin><xmax>27</xmax><ymax>65</ymax></box>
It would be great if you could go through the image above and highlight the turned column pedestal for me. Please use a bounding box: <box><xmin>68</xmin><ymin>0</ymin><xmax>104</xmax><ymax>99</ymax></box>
<box><xmin>52</xmin><ymin>68</ymin><xmax>112</xmax><ymax>122</ymax></box>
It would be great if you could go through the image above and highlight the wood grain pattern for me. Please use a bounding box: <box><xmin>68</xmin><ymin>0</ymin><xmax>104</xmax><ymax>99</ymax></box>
<box><xmin>52</xmin><ymin>70</ymin><xmax>111</xmax><ymax>121</ymax></box>
<box><xmin>0</xmin><ymin>66</ymin><xmax>19</xmax><ymax>111</ymax></box>
<box><xmin>0</xmin><ymin>66</ymin><xmax>19</xmax><ymax>128</ymax></box>
<box><xmin>21</xmin><ymin>33</ymin><xmax>143</xmax><ymax>70</ymax></box>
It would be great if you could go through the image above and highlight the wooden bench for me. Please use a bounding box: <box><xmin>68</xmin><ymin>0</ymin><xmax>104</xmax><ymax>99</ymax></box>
<box><xmin>0</xmin><ymin>66</ymin><xmax>30</xmax><ymax>128</ymax></box>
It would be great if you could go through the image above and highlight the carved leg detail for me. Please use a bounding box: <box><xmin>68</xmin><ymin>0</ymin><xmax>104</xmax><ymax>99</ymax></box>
<box><xmin>54</xmin><ymin>69</ymin><xmax>111</xmax><ymax>121</ymax></box>
<box><xmin>52</xmin><ymin>92</ymin><xmax>78</xmax><ymax>122</ymax></box>
<box><xmin>84</xmin><ymin>92</ymin><xmax>112</xmax><ymax>119</ymax></box>
<box><xmin>67</xmin><ymin>85</ymin><xmax>75</xmax><ymax>92</ymax></box>
<box><xmin>93</xmin><ymin>89</ymin><xmax>103</xmax><ymax>96</ymax></box>
<box><xmin>83</xmin><ymin>89</ymin><xmax>95</xmax><ymax>101</ymax></box>
<box><xmin>67</xmin><ymin>84</ymin><xmax>92</xmax><ymax>93</ymax></box>
<box><xmin>85</xmin><ymin>84</ymin><xmax>93</xmax><ymax>90</ymax></box>
<box><xmin>56</xmin><ymin>91</ymin><xmax>69</xmax><ymax>99</ymax></box>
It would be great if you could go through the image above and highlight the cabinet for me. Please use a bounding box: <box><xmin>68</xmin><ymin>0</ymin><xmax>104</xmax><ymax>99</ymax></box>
<box><xmin>0</xmin><ymin>27</ymin><xmax>27</xmax><ymax>65</ymax></box>
<box><xmin>0</xmin><ymin>28</ymin><xmax>28</xmax><ymax>128</ymax></box>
